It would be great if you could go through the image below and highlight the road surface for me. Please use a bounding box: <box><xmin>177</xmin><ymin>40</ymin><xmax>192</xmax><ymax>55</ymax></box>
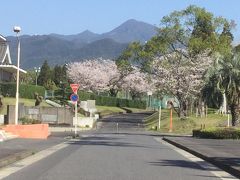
<box><xmin>1</xmin><ymin>113</ymin><xmax>236</xmax><ymax>180</ymax></box>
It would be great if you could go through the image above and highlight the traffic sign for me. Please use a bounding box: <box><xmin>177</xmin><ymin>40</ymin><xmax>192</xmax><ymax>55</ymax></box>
<box><xmin>70</xmin><ymin>93</ymin><xmax>79</xmax><ymax>102</ymax></box>
<box><xmin>70</xmin><ymin>84</ymin><xmax>80</xmax><ymax>94</ymax></box>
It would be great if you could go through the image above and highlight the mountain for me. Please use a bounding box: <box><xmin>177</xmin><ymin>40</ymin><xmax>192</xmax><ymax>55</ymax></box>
<box><xmin>101</xmin><ymin>19</ymin><xmax>157</xmax><ymax>43</ymax></box>
<box><xmin>8</xmin><ymin>36</ymin><xmax>128</xmax><ymax>69</ymax></box>
<box><xmin>50</xmin><ymin>30</ymin><xmax>100</xmax><ymax>43</ymax></box>
<box><xmin>7</xmin><ymin>19</ymin><xmax>157</xmax><ymax>69</ymax></box>
<box><xmin>50</xmin><ymin>19</ymin><xmax>157</xmax><ymax>44</ymax></box>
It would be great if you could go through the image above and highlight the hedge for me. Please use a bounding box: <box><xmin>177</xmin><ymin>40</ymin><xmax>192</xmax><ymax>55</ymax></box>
<box><xmin>77</xmin><ymin>90</ymin><xmax>146</xmax><ymax>109</ymax></box>
<box><xmin>192</xmin><ymin>128</ymin><xmax>240</xmax><ymax>139</ymax></box>
<box><xmin>0</xmin><ymin>83</ymin><xmax>45</xmax><ymax>99</ymax></box>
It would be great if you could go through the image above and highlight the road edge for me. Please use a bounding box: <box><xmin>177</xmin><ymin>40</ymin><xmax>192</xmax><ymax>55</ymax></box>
<box><xmin>163</xmin><ymin>137</ymin><xmax>240</xmax><ymax>179</ymax></box>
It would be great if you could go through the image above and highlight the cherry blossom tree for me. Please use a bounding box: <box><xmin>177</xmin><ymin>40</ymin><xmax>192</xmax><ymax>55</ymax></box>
<box><xmin>122</xmin><ymin>68</ymin><xmax>154</xmax><ymax>100</ymax></box>
<box><xmin>151</xmin><ymin>51</ymin><xmax>213</xmax><ymax>118</ymax></box>
<box><xmin>67</xmin><ymin>58</ymin><xmax>123</xmax><ymax>96</ymax></box>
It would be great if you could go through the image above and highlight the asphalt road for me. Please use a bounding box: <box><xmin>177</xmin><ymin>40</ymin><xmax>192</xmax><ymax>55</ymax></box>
<box><xmin>3</xmin><ymin>113</ymin><xmax>231</xmax><ymax>180</ymax></box>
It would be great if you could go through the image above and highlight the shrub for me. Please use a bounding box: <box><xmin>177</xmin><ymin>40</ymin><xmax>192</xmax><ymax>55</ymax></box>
<box><xmin>0</xmin><ymin>83</ymin><xmax>45</xmax><ymax>99</ymax></box>
<box><xmin>19</xmin><ymin>117</ymin><xmax>41</xmax><ymax>124</ymax></box>
<box><xmin>192</xmin><ymin>128</ymin><xmax>240</xmax><ymax>139</ymax></box>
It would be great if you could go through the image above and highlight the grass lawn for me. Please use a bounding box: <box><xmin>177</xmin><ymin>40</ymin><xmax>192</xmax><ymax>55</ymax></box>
<box><xmin>122</xmin><ymin>107</ymin><xmax>148</xmax><ymax>113</ymax></box>
<box><xmin>144</xmin><ymin>108</ymin><xmax>229</xmax><ymax>135</ymax></box>
<box><xmin>96</xmin><ymin>106</ymin><xmax>147</xmax><ymax>117</ymax></box>
<box><xmin>96</xmin><ymin>106</ymin><xmax>126</xmax><ymax>117</ymax></box>
<box><xmin>0</xmin><ymin>97</ymin><xmax>51</xmax><ymax>115</ymax></box>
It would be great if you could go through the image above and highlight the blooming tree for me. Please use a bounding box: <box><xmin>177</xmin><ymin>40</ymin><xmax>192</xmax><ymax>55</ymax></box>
<box><xmin>151</xmin><ymin>51</ymin><xmax>213</xmax><ymax>118</ymax></box>
<box><xmin>122</xmin><ymin>68</ymin><xmax>154</xmax><ymax>99</ymax></box>
<box><xmin>67</xmin><ymin>58</ymin><xmax>123</xmax><ymax>95</ymax></box>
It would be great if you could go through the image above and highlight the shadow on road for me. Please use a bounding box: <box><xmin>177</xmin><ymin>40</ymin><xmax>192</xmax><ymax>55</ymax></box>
<box><xmin>149</xmin><ymin>159</ymin><xmax>205</xmax><ymax>170</ymax></box>
<box><xmin>67</xmin><ymin>135</ymin><xmax>152</xmax><ymax>149</ymax></box>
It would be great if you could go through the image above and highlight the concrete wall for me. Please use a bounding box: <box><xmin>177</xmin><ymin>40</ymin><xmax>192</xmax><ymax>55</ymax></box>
<box><xmin>6</xmin><ymin>105</ymin><xmax>74</xmax><ymax>125</ymax></box>
<box><xmin>73</xmin><ymin>117</ymin><xmax>97</xmax><ymax>128</ymax></box>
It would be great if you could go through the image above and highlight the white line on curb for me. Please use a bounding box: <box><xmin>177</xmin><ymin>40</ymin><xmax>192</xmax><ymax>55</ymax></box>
<box><xmin>0</xmin><ymin>140</ymin><xmax>74</xmax><ymax>179</ymax></box>
<box><xmin>154</xmin><ymin>138</ymin><xmax>238</xmax><ymax>180</ymax></box>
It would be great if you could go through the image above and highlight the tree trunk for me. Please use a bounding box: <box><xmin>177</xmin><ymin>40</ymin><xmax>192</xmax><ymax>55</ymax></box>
<box><xmin>109</xmin><ymin>89</ymin><xmax>118</xmax><ymax>97</ymax></box>
<box><xmin>200</xmin><ymin>101</ymin><xmax>205</xmax><ymax>118</ymax></box>
<box><xmin>230</xmin><ymin>103</ymin><xmax>239</xmax><ymax>126</ymax></box>
<box><xmin>179</xmin><ymin>100</ymin><xmax>187</xmax><ymax>119</ymax></box>
<box><xmin>219</xmin><ymin>93</ymin><xmax>227</xmax><ymax>115</ymax></box>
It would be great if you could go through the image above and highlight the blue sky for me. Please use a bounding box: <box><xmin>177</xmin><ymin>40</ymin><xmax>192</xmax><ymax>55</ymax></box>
<box><xmin>1</xmin><ymin>0</ymin><xmax>240</xmax><ymax>42</ymax></box>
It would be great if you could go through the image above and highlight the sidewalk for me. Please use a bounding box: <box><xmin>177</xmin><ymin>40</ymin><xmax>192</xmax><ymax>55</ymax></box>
<box><xmin>163</xmin><ymin>136</ymin><xmax>240</xmax><ymax>178</ymax></box>
<box><xmin>0</xmin><ymin>133</ymin><xmax>68</xmax><ymax>169</ymax></box>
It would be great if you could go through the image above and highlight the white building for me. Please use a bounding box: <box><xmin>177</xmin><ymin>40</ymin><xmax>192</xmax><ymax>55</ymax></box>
<box><xmin>0</xmin><ymin>34</ymin><xmax>26</xmax><ymax>82</ymax></box>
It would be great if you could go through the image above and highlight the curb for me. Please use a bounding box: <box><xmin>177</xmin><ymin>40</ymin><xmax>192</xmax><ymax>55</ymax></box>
<box><xmin>0</xmin><ymin>150</ymin><xmax>35</xmax><ymax>169</ymax></box>
<box><xmin>163</xmin><ymin>137</ymin><xmax>240</xmax><ymax>179</ymax></box>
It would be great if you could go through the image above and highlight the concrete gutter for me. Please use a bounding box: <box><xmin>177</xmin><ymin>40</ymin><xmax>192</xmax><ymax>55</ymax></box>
<box><xmin>163</xmin><ymin>137</ymin><xmax>240</xmax><ymax>179</ymax></box>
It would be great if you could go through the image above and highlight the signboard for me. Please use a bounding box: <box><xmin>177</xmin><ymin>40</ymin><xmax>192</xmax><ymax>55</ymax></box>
<box><xmin>70</xmin><ymin>93</ymin><xmax>79</xmax><ymax>102</ymax></box>
<box><xmin>70</xmin><ymin>84</ymin><xmax>80</xmax><ymax>94</ymax></box>
<box><xmin>154</xmin><ymin>101</ymin><xmax>162</xmax><ymax>107</ymax></box>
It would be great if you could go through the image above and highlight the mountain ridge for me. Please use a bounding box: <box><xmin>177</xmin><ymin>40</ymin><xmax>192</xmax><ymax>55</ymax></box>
<box><xmin>6</xmin><ymin>19</ymin><xmax>157</xmax><ymax>69</ymax></box>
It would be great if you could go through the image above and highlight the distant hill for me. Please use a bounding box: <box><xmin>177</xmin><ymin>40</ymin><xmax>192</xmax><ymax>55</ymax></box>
<box><xmin>50</xmin><ymin>30</ymin><xmax>100</xmax><ymax>43</ymax></box>
<box><xmin>101</xmin><ymin>19</ymin><xmax>157</xmax><ymax>43</ymax></box>
<box><xmin>7</xmin><ymin>19</ymin><xmax>157</xmax><ymax>69</ymax></box>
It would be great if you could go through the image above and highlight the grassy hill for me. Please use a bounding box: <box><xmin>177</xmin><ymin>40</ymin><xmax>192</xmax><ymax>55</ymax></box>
<box><xmin>144</xmin><ymin>109</ymin><xmax>229</xmax><ymax>134</ymax></box>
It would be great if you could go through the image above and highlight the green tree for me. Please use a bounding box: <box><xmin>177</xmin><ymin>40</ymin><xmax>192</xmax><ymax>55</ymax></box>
<box><xmin>52</xmin><ymin>64</ymin><xmax>69</xmax><ymax>87</ymax></box>
<box><xmin>21</xmin><ymin>70</ymin><xmax>36</xmax><ymax>85</ymax></box>
<box><xmin>217</xmin><ymin>54</ymin><xmax>240</xmax><ymax>126</ymax></box>
<box><xmin>38</xmin><ymin>60</ymin><xmax>52</xmax><ymax>86</ymax></box>
<box><xmin>44</xmin><ymin>79</ymin><xmax>58</xmax><ymax>90</ymax></box>
<box><xmin>116</xmin><ymin>5</ymin><xmax>234</xmax><ymax>118</ymax></box>
<box><xmin>53</xmin><ymin>65</ymin><xmax>62</xmax><ymax>87</ymax></box>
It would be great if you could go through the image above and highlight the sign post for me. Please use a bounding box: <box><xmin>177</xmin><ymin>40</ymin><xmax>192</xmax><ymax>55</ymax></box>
<box><xmin>70</xmin><ymin>84</ymin><xmax>80</xmax><ymax>137</ymax></box>
<box><xmin>169</xmin><ymin>108</ymin><xmax>173</xmax><ymax>132</ymax></box>
<box><xmin>154</xmin><ymin>101</ymin><xmax>162</xmax><ymax>131</ymax></box>
<box><xmin>158</xmin><ymin>105</ymin><xmax>161</xmax><ymax>130</ymax></box>
<box><xmin>70</xmin><ymin>93</ymin><xmax>79</xmax><ymax>137</ymax></box>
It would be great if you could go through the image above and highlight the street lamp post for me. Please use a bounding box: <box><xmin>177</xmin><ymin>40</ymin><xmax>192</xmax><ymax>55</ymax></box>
<box><xmin>13</xmin><ymin>26</ymin><xmax>21</xmax><ymax>125</ymax></box>
<box><xmin>34</xmin><ymin>67</ymin><xmax>41</xmax><ymax>86</ymax></box>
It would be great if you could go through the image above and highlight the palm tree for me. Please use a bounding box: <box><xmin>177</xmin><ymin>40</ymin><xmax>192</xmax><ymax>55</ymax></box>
<box><xmin>218</xmin><ymin>53</ymin><xmax>240</xmax><ymax>126</ymax></box>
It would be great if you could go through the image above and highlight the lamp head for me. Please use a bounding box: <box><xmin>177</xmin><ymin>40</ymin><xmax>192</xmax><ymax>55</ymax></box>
<box><xmin>13</xmin><ymin>26</ymin><xmax>21</xmax><ymax>33</ymax></box>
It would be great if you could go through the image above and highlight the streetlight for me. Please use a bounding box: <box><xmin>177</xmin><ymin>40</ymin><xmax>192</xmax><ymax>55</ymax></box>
<box><xmin>13</xmin><ymin>26</ymin><xmax>21</xmax><ymax>125</ymax></box>
<box><xmin>34</xmin><ymin>67</ymin><xmax>41</xmax><ymax>86</ymax></box>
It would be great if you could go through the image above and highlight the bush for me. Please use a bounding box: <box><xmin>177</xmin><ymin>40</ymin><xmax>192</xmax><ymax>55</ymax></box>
<box><xmin>192</xmin><ymin>128</ymin><xmax>240</xmax><ymax>139</ymax></box>
<box><xmin>19</xmin><ymin>117</ymin><xmax>41</xmax><ymax>124</ymax></box>
<box><xmin>0</xmin><ymin>83</ymin><xmax>45</xmax><ymax>99</ymax></box>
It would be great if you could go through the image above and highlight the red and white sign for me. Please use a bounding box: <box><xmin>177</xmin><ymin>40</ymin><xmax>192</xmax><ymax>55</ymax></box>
<box><xmin>70</xmin><ymin>84</ymin><xmax>80</xmax><ymax>94</ymax></box>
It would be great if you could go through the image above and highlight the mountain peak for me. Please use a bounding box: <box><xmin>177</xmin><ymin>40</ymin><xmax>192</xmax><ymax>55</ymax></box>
<box><xmin>79</xmin><ymin>30</ymin><xmax>95</xmax><ymax>35</ymax></box>
<box><xmin>102</xmin><ymin>19</ymin><xmax>157</xmax><ymax>43</ymax></box>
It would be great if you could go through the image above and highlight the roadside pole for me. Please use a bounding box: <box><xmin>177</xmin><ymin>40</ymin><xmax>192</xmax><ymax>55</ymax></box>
<box><xmin>75</xmin><ymin>101</ymin><xmax>77</xmax><ymax>137</ymax></box>
<box><xmin>169</xmin><ymin>108</ymin><xmax>173</xmax><ymax>132</ymax></box>
<box><xmin>227</xmin><ymin>112</ymin><xmax>230</xmax><ymax>127</ymax></box>
<box><xmin>70</xmin><ymin>84</ymin><xmax>80</xmax><ymax>138</ymax></box>
<box><xmin>158</xmin><ymin>105</ymin><xmax>161</xmax><ymax>130</ymax></box>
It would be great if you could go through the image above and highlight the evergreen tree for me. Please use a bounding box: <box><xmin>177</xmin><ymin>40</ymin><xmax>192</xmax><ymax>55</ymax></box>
<box><xmin>38</xmin><ymin>60</ymin><xmax>52</xmax><ymax>86</ymax></box>
<box><xmin>53</xmin><ymin>65</ymin><xmax>63</xmax><ymax>87</ymax></box>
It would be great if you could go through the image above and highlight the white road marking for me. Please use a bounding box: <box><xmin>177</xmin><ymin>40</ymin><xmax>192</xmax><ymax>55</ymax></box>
<box><xmin>81</xmin><ymin>134</ymin><xmax>126</xmax><ymax>138</ymax></box>
<box><xmin>155</xmin><ymin>138</ymin><xmax>238</xmax><ymax>180</ymax></box>
<box><xmin>0</xmin><ymin>141</ymin><xmax>73</xmax><ymax>179</ymax></box>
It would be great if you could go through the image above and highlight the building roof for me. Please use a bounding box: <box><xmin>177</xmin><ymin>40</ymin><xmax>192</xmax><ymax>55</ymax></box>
<box><xmin>0</xmin><ymin>34</ymin><xmax>12</xmax><ymax>65</ymax></box>
<box><xmin>0</xmin><ymin>34</ymin><xmax>26</xmax><ymax>74</ymax></box>
<box><xmin>0</xmin><ymin>64</ymin><xmax>26</xmax><ymax>73</ymax></box>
